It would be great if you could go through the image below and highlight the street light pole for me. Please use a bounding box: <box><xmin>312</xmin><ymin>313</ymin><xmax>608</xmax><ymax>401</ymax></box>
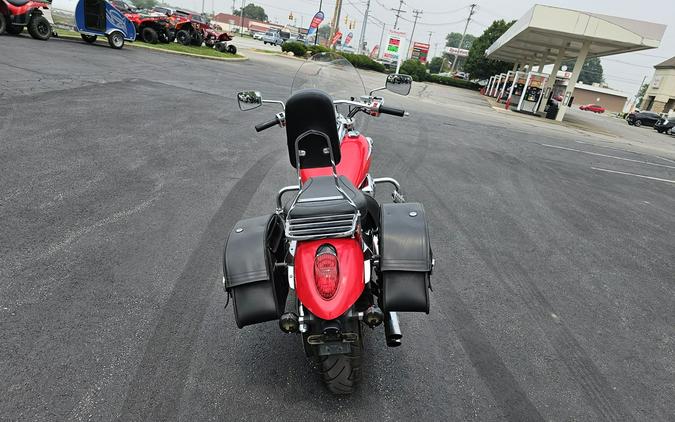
<box><xmin>357</xmin><ymin>0</ymin><xmax>370</xmax><ymax>55</ymax></box>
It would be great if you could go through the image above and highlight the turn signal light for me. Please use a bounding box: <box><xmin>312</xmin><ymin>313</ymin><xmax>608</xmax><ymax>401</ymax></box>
<box><xmin>314</xmin><ymin>245</ymin><xmax>339</xmax><ymax>299</ymax></box>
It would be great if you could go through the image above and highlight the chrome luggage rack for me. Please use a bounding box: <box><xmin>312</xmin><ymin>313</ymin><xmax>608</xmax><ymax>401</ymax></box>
<box><xmin>282</xmin><ymin>129</ymin><xmax>360</xmax><ymax>241</ymax></box>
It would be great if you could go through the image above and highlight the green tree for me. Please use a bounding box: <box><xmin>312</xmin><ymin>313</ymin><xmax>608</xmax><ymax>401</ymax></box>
<box><xmin>445</xmin><ymin>32</ymin><xmax>476</xmax><ymax>49</ymax></box>
<box><xmin>463</xmin><ymin>19</ymin><xmax>515</xmax><ymax>80</ymax></box>
<box><xmin>234</xmin><ymin>3</ymin><xmax>268</xmax><ymax>21</ymax></box>
<box><xmin>400</xmin><ymin>59</ymin><xmax>428</xmax><ymax>82</ymax></box>
<box><xmin>562</xmin><ymin>57</ymin><xmax>604</xmax><ymax>85</ymax></box>
<box><xmin>318</xmin><ymin>24</ymin><xmax>331</xmax><ymax>38</ymax></box>
<box><xmin>133</xmin><ymin>0</ymin><xmax>156</xmax><ymax>10</ymax></box>
<box><xmin>428</xmin><ymin>55</ymin><xmax>452</xmax><ymax>73</ymax></box>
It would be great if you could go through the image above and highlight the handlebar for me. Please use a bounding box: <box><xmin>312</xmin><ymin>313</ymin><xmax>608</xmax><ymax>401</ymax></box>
<box><xmin>378</xmin><ymin>105</ymin><xmax>407</xmax><ymax>117</ymax></box>
<box><xmin>253</xmin><ymin>99</ymin><xmax>407</xmax><ymax>132</ymax></box>
<box><xmin>255</xmin><ymin>117</ymin><xmax>280</xmax><ymax>132</ymax></box>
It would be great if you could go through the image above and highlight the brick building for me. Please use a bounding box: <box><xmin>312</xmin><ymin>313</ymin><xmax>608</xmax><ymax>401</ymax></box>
<box><xmin>642</xmin><ymin>56</ymin><xmax>675</xmax><ymax>114</ymax></box>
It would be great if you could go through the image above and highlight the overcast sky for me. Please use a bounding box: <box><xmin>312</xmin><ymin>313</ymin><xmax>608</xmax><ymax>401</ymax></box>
<box><xmin>55</xmin><ymin>0</ymin><xmax>673</xmax><ymax>94</ymax></box>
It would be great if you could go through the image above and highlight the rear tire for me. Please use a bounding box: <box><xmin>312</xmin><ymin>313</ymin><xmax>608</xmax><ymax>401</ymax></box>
<box><xmin>141</xmin><ymin>27</ymin><xmax>158</xmax><ymax>44</ymax></box>
<box><xmin>226</xmin><ymin>44</ymin><xmax>237</xmax><ymax>54</ymax></box>
<box><xmin>28</xmin><ymin>15</ymin><xmax>51</xmax><ymax>40</ymax></box>
<box><xmin>107</xmin><ymin>31</ymin><xmax>124</xmax><ymax>49</ymax></box>
<box><xmin>0</xmin><ymin>13</ymin><xmax>7</xmax><ymax>34</ymax></box>
<box><xmin>6</xmin><ymin>24</ymin><xmax>23</xmax><ymax>35</ymax></box>
<box><xmin>319</xmin><ymin>326</ymin><xmax>362</xmax><ymax>395</ymax></box>
<box><xmin>176</xmin><ymin>29</ymin><xmax>191</xmax><ymax>45</ymax></box>
<box><xmin>190</xmin><ymin>31</ymin><xmax>203</xmax><ymax>46</ymax></box>
<box><xmin>81</xmin><ymin>34</ymin><xmax>97</xmax><ymax>43</ymax></box>
<box><xmin>634</xmin><ymin>119</ymin><xmax>642</xmax><ymax>127</ymax></box>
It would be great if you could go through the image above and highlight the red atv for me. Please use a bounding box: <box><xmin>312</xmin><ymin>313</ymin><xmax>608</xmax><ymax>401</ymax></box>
<box><xmin>171</xmin><ymin>9</ymin><xmax>236</xmax><ymax>53</ymax></box>
<box><xmin>110</xmin><ymin>0</ymin><xmax>172</xmax><ymax>43</ymax></box>
<box><xmin>0</xmin><ymin>0</ymin><xmax>53</xmax><ymax>40</ymax></box>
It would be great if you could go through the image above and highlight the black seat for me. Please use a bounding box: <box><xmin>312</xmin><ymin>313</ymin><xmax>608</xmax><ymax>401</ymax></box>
<box><xmin>286</xmin><ymin>176</ymin><xmax>367</xmax><ymax>219</ymax></box>
<box><xmin>7</xmin><ymin>0</ymin><xmax>29</xmax><ymax>6</ymax></box>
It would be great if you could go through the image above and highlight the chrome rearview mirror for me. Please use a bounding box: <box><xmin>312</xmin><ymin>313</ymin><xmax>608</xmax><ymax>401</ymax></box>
<box><xmin>237</xmin><ymin>91</ymin><xmax>262</xmax><ymax>111</ymax></box>
<box><xmin>385</xmin><ymin>74</ymin><xmax>413</xmax><ymax>96</ymax></box>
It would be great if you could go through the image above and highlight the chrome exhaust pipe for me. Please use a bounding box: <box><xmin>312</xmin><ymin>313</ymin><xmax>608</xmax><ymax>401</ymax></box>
<box><xmin>384</xmin><ymin>312</ymin><xmax>402</xmax><ymax>347</ymax></box>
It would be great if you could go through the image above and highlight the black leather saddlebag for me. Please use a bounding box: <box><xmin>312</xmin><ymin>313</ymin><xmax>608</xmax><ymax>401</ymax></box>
<box><xmin>379</xmin><ymin>203</ymin><xmax>432</xmax><ymax>313</ymax></box>
<box><xmin>223</xmin><ymin>214</ymin><xmax>288</xmax><ymax>328</ymax></box>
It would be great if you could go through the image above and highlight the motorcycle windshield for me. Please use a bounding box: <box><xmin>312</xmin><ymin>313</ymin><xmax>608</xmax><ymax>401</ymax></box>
<box><xmin>291</xmin><ymin>52</ymin><xmax>368</xmax><ymax>131</ymax></box>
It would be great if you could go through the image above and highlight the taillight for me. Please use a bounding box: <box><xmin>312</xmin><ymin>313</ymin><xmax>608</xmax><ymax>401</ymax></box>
<box><xmin>314</xmin><ymin>245</ymin><xmax>339</xmax><ymax>299</ymax></box>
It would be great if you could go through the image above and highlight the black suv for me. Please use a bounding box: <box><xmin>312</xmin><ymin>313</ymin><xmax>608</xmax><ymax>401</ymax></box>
<box><xmin>654</xmin><ymin>117</ymin><xmax>674</xmax><ymax>134</ymax></box>
<box><xmin>626</xmin><ymin>110</ymin><xmax>661</xmax><ymax>127</ymax></box>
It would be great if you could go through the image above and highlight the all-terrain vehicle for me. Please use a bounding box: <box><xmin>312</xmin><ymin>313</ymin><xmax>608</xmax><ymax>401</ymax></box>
<box><xmin>74</xmin><ymin>0</ymin><xmax>136</xmax><ymax>49</ymax></box>
<box><xmin>110</xmin><ymin>0</ymin><xmax>172</xmax><ymax>43</ymax></box>
<box><xmin>168</xmin><ymin>9</ymin><xmax>236</xmax><ymax>53</ymax></box>
<box><xmin>0</xmin><ymin>0</ymin><xmax>53</xmax><ymax>40</ymax></box>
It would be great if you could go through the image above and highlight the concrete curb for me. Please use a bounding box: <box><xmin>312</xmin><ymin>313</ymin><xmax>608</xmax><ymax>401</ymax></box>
<box><xmin>54</xmin><ymin>33</ymin><xmax>248</xmax><ymax>62</ymax></box>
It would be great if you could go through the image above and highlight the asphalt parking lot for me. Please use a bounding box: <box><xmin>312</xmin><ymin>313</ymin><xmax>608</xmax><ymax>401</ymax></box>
<box><xmin>1</xmin><ymin>35</ymin><xmax>674</xmax><ymax>421</ymax></box>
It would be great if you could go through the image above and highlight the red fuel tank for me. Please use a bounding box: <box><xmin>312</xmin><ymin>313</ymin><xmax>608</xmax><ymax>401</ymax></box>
<box><xmin>300</xmin><ymin>133</ymin><xmax>371</xmax><ymax>188</ymax></box>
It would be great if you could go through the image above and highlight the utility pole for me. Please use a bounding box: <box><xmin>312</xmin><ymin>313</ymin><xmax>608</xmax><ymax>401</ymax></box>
<box><xmin>328</xmin><ymin>0</ymin><xmax>343</xmax><ymax>48</ymax></box>
<box><xmin>391</xmin><ymin>0</ymin><xmax>405</xmax><ymax>30</ymax></box>
<box><xmin>450</xmin><ymin>3</ymin><xmax>476</xmax><ymax>72</ymax></box>
<box><xmin>357</xmin><ymin>0</ymin><xmax>371</xmax><ymax>55</ymax></box>
<box><xmin>427</xmin><ymin>31</ymin><xmax>433</xmax><ymax>47</ymax></box>
<box><xmin>407</xmin><ymin>9</ymin><xmax>422</xmax><ymax>59</ymax></box>
<box><xmin>239</xmin><ymin>0</ymin><xmax>245</xmax><ymax>34</ymax></box>
<box><xmin>378</xmin><ymin>22</ymin><xmax>386</xmax><ymax>60</ymax></box>
<box><xmin>232</xmin><ymin>0</ymin><xmax>235</xmax><ymax>14</ymax></box>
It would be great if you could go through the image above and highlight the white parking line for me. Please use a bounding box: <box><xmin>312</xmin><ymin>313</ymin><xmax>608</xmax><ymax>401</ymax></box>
<box><xmin>592</xmin><ymin>167</ymin><xmax>675</xmax><ymax>184</ymax></box>
<box><xmin>541</xmin><ymin>144</ymin><xmax>675</xmax><ymax>170</ymax></box>
<box><xmin>655</xmin><ymin>155</ymin><xmax>675</xmax><ymax>165</ymax></box>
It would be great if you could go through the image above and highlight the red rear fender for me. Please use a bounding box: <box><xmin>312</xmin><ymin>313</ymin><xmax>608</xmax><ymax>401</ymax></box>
<box><xmin>294</xmin><ymin>238</ymin><xmax>364</xmax><ymax>321</ymax></box>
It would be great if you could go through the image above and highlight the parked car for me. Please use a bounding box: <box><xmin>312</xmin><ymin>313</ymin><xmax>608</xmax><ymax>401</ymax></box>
<box><xmin>262</xmin><ymin>29</ymin><xmax>289</xmax><ymax>46</ymax></box>
<box><xmin>579</xmin><ymin>104</ymin><xmax>606</xmax><ymax>113</ymax></box>
<box><xmin>262</xmin><ymin>30</ymin><xmax>282</xmax><ymax>45</ymax></box>
<box><xmin>626</xmin><ymin>110</ymin><xmax>661</xmax><ymax>127</ymax></box>
<box><xmin>654</xmin><ymin>117</ymin><xmax>674</xmax><ymax>134</ymax></box>
<box><xmin>252</xmin><ymin>31</ymin><xmax>264</xmax><ymax>40</ymax></box>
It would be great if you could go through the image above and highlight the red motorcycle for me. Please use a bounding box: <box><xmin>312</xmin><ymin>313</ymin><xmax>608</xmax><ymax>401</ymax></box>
<box><xmin>224</xmin><ymin>54</ymin><xmax>433</xmax><ymax>394</ymax></box>
<box><xmin>0</xmin><ymin>0</ymin><xmax>52</xmax><ymax>40</ymax></box>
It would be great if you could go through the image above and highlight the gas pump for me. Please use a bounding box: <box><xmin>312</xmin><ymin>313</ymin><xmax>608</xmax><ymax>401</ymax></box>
<box><xmin>492</xmin><ymin>73</ymin><xmax>506</xmax><ymax>97</ymax></box>
<box><xmin>516</xmin><ymin>71</ymin><xmax>548</xmax><ymax>114</ymax></box>
<box><xmin>506</xmin><ymin>71</ymin><xmax>526</xmax><ymax>107</ymax></box>
<box><xmin>485</xmin><ymin>76</ymin><xmax>495</xmax><ymax>96</ymax></box>
<box><xmin>498</xmin><ymin>71</ymin><xmax>514</xmax><ymax>101</ymax></box>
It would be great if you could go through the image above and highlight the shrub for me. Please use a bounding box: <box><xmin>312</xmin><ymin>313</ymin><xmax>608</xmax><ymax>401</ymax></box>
<box><xmin>427</xmin><ymin>74</ymin><xmax>481</xmax><ymax>91</ymax></box>
<box><xmin>338</xmin><ymin>52</ymin><xmax>385</xmax><ymax>73</ymax></box>
<box><xmin>399</xmin><ymin>59</ymin><xmax>429</xmax><ymax>82</ymax></box>
<box><xmin>306</xmin><ymin>44</ymin><xmax>330</xmax><ymax>56</ymax></box>
<box><xmin>281</xmin><ymin>41</ymin><xmax>307</xmax><ymax>57</ymax></box>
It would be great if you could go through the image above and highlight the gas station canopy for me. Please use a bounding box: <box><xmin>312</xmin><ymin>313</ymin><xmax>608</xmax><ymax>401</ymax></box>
<box><xmin>485</xmin><ymin>5</ymin><xmax>667</xmax><ymax>64</ymax></box>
